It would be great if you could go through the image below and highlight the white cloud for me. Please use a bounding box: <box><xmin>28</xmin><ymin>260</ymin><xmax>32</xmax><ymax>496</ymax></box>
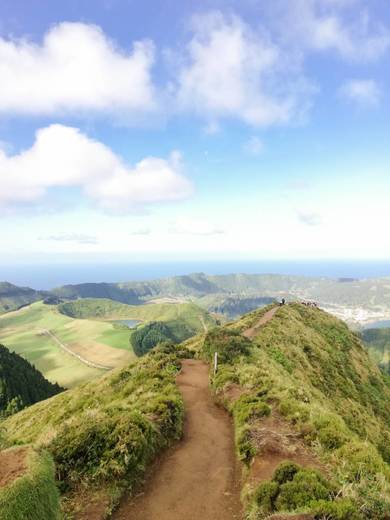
<box><xmin>175</xmin><ymin>11</ymin><xmax>314</xmax><ymax>127</ymax></box>
<box><xmin>243</xmin><ymin>136</ymin><xmax>264</xmax><ymax>155</ymax></box>
<box><xmin>0</xmin><ymin>124</ymin><xmax>193</xmax><ymax>213</ymax></box>
<box><xmin>0</xmin><ymin>22</ymin><xmax>156</xmax><ymax>117</ymax></box>
<box><xmin>129</xmin><ymin>228</ymin><xmax>151</xmax><ymax>236</ymax></box>
<box><xmin>339</xmin><ymin>79</ymin><xmax>381</xmax><ymax>106</ymax></box>
<box><xmin>297</xmin><ymin>211</ymin><xmax>323</xmax><ymax>226</ymax></box>
<box><xmin>271</xmin><ymin>0</ymin><xmax>390</xmax><ymax>62</ymax></box>
<box><xmin>41</xmin><ymin>233</ymin><xmax>98</xmax><ymax>244</ymax></box>
<box><xmin>170</xmin><ymin>217</ymin><xmax>224</xmax><ymax>236</ymax></box>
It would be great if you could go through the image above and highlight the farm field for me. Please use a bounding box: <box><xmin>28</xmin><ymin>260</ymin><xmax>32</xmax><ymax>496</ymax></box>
<box><xmin>0</xmin><ymin>302</ymin><xmax>135</xmax><ymax>388</ymax></box>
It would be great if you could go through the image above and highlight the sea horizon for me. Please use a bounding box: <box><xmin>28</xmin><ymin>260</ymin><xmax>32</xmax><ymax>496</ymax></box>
<box><xmin>2</xmin><ymin>259</ymin><xmax>390</xmax><ymax>290</ymax></box>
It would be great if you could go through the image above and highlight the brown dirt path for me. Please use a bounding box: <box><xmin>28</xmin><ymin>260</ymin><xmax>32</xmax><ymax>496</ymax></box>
<box><xmin>113</xmin><ymin>359</ymin><xmax>242</xmax><ymax>520</ymax></box>
<box><xmin>243</xmin><ymin>305</ymin><xmax>279</xmax><ymax>339</ymax></box>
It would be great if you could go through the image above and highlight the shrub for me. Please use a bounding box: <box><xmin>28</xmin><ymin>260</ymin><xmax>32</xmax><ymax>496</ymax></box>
<box><xmin>272</xmin><ymin>461</ymin><xmax>300</xmax><ymax>484</ymax></box>
<box><xmin>202</xmin><ymin>328</ymin><xmax>251</xmax><ymax>364</ymax></box>
<box><xmin>313</xmin><ymin>498</ymin><xmax>363</xmax><ymax>520</ymax></box>
<box><xmin>275</xmin><ymin>468</ymin><xmax>334</xmax><ymax>510</ymax></box>
<box><xmin>233</xmin><ymin>395</ymin><xmax>271</xmax><ymax>424</ymax></box>
<box><xmin>253</xmin><ymin>481</ymin><xmax>279</xmax><ymax>514</ymax></box>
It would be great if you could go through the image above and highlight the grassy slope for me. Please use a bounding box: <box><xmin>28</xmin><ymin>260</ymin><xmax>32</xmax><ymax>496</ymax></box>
<box><xmin>200</xmin><ymin>304</ymin><xmax>390</xmax><ymax>518</ymax></box>
<box><xmin>58</xmin><ymin>297</ymin><xmax>214</xmax><ymax>327</ymax></box>
<box><xmin>1</xmin><ymin>346</ymin><xmax>186</xmax><ymax>518</ymax></box>
<box><xmin>0</xmin><ymin>302</ymin><xmax>134</xmax><ymax>388</ymax></box>
<box><xmin>0</xmin><ymin>282</ymin><xmax>43</xmax><ymax>315</ymax></box>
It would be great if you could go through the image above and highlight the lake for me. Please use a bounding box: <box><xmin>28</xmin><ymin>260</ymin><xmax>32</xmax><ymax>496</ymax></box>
<box><xmin>112</xmin><ymin>319</ymin><xmax>140</xmax><ymax>328</ymax></box>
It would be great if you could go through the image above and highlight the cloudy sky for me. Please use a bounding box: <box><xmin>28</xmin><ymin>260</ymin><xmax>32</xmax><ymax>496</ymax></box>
<box><xmin>0</xmin><ymin>0</ymin><xmax>389</xmax><ymax>263</ymax></box>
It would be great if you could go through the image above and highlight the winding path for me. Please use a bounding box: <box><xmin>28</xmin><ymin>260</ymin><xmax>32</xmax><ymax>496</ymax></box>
<box><xmin>113</xmin><ymin>359</ymin><xmax>242</xmax><ymax>520</ymax></box>
<box><xmin>40</xmin><ymin>329</ymin><xmax>111</xmax><ymax>371</ymax></box>
<box><xmin>243</xmin><ymin>306</ymin><xmax>279</xmax><ymax>339</ymax></box>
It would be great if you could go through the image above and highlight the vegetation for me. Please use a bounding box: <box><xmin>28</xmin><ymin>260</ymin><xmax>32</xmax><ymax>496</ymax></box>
<box><xmin>1</xmin><ymin>346</ymin><xmax>187</xmax><ymax>517</ymax></box>
<box><xmin>248</xmin><ymin>461</ymin><xmax>361</xmax><ymax>519</ymax></box>
<box><xmin>0</xmin><ymin>282</ymin><xmax>43</xmax><ymax>315</ymax></box>
<box><xmin>0</xmin><ymin>447</ymin><xmax>60</xmax><ymax>520</ymax></box>
<box><xmin>362</xmin><ymin>327</ymin><xmax>390</xmax><ymax>374</ymax></box>
<box><xmin>58</xmin><ymin>297</ymin><xmax>215</xmax><ymax>331</ymax></box>
<box><xmin>201</xmin><ymin>304</ymin><xmax>390</xmax><ymax>518</ymax></box>
<box><xmin>0</xmin><ymin>344</ymin><xmax>62</xmax><ymax>416</ymax></box>
<box><xmin>0</xmin><ymin>301</ymin><xmax>136</xmax><ymax>388</ymax></box>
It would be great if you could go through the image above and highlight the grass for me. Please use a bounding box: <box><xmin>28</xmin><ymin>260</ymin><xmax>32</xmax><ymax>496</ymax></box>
<box><xmin>200</xmin><ymin>303</ymin><xmax>390</xmax><ymax>519</ymax></box>
<box><xmin>0</xmin><ymin>302</ymin><xmax>133</xmax><ymax>388</ymax></box>
<box><xmin>0</xmin><ymin>299</ymin><xmax>214</xmax><ymax>388</ymax></box>
<box><xmin>0</xmin><ymin>447</ymin><xmax>60</xmax><ymax>520</ymax></box>
<box><xmin>1</xmin><ymin>344</ymin><xmax>188</xmax><ymax>518</ymax></box>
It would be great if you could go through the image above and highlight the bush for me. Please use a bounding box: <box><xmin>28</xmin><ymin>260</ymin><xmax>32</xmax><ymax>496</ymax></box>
<box><xmin>233</xmin><ymin>395</ymin><xmax>271</xmax><ymax>424</ymax></box>
<box><xmin>275</xmin><ymin>468</ymin><xmax>334</xmax><ymax>510</ymax></box>
<box><xmin>202</xmin><ymin>328</ymin><xmax>251</xmax><ymax>364</ymax></box>
<box><xmin>253</xmin><ymin>481</ymin><xmax>279</xmax><ymax>514</ymax></box>
<box><xmin>313</xmin><ymin>498</ymin><xmax>363</xmax><ymax>520</ymax></box>
<box><xmin>272</xmin><ymin>461</ymin><xmax>300</xmax><ymax>484</ymax></box>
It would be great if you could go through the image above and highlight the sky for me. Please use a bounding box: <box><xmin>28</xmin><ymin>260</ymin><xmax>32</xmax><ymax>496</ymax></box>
<box><xmin>0</xmin><ymin>0</ymin><xmax>389</xmax><ymax>264</ymax></box>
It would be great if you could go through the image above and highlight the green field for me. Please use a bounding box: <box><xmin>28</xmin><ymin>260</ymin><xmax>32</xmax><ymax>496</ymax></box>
<box><xmin>0</xmin><ymin>299</ymin><xmax>215</xmax><ymax>388</ymax></box>
<box><xmin>0</xmin><ymin>302</ymin><xmax>135</xmax><ymax>388</ymax></box>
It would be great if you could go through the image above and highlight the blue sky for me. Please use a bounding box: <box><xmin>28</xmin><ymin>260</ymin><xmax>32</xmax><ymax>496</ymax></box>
<box><xmin>0</xmin><ymin>0</ymin><xmax>389</xmax><ymax>263</ymax></box>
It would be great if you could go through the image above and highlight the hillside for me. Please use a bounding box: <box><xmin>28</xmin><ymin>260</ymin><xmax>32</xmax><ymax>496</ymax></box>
<box><xmin>1</xmin><ymin>344</ymin><xmax>187</xmax><ymax>518</ymax></box>
<box><xmin>362</xmin><ymin>327</ymin><xmax>390</xmax><ymax>375</ymax></box>
<box><xmin>0</xmin><ymin>282</ymin><xmax>43</xmax><ymax>314</ymax></box>
<box><xmin>49</xmin><ymin>273</ymin><xmax>390</xmax><ymax>325</ymax></box>
<box><xmin>198</xmin><ymin>303</ymin><xmax>390</xmax><ymax>518</ymax></box>
<box><xmin>0</xmin><ymin>344</ymin><xmax>62</xmax><ymax>416</ymax></box>
<box><xmin>0</xmin><ymin>302</ymin><xmax>135</xmax><ymax>388</ymax></box>
<box><xmin>2</xmin><ymin>303</ymin><xmax>390</xmax><ymax>518</ymax></box>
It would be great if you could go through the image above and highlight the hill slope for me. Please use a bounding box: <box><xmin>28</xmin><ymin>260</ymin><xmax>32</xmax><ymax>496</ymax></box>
<box><xmin>0</xmin><ymin>343</ymin><xmax>63</xmax><ymax>416</ymax></box>
<box><xmin>198</xmin><ymin>303</ymin><xmax>390</xmax><ymax>518</ymax></box>
<box><xmin>1</xmin><ymin>344</ymin><xmax>187</xmax><ymax>518</ymax></box>
<box><xmin>0</xmin><ymin>282</ymin><xmax>43</xmax><ymax>314</ymax></box>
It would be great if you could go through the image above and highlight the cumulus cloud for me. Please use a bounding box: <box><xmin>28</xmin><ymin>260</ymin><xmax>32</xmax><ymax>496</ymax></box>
<box><xmin>175</xmin><ymin>11</ymin><xmax>314</xmax><ymax>127</ymax></box>
<box><xmin>297</xmin><ymin>211</ymin><xmax>323</xmax><ymax>226</ymax></box>
<box><xmin>170</xmin><ymin>217</ymin><xmax>224</xmax><ymax>236</ymax></box>
<box><xmin>269</xmin><ymin>0</ymin><xmax>390</xmax><ymax>62</ymax></box>
<box><xmin>339</xmin><ymin>79</ymin><xmax>381</xmax><ymax>106</ymax></box>
<box><xmin>0</xmin><ymin>22</ymin><xmax>156</xmax><ymax>117</ymax></box>
<box><xmin>41</xmin><ymin>233</ymin><xmax>98</xmax><ymax>244</ymax></box>
<box><xmin>0</xmin><ymin>124</ymin><xmax>193</xmax><ymax>213</ymax></box>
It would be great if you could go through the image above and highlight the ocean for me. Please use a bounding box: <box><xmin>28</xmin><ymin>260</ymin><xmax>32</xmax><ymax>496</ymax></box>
<box><xmin>1</xmin><ymin>260</ymin><xmax>390</xmax><ymax>290</ymax></box>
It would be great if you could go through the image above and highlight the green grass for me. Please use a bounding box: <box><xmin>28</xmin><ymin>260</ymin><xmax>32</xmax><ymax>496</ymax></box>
<box><xmin>0</xmin><ymin>302</ymin><xmax>133</xmax><ymax>388</ymax></box>
<box><xmin>1</xmin><ymin>345</ymin><xmax>187</xmax><ymax>518</ymax></box>
<box><xmin>58</xmin><ymin>297</ymin><xmax>215</xmax><ymax>330</ymax></box>
<box><xmin>201</xmin><ymin>304</ymin><xmax>390</xmax><ymax>519</ymax></box>
<box><xmin>0</xmin><ymin>299</ymin><xmax>214</xmax><ymax>388</ymax></box>
<box><xmin>0</xmin><ymin>447</ymin><xmax>60</xmax><ymax>520</ymax></box>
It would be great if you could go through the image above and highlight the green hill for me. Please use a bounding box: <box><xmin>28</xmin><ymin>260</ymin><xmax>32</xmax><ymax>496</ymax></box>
<box><xmin>0</xmin><ymin>282</ymin><xmax>43</xmax><ymax>315</ymax></box>
<box><xmin>0</xmin><ymin>343</ymin><xmax>63</xmax><ymax>416</ymax></box>
<box><xmin>362</xmin><ymin>327</ymin><xmax>390</xmax><ymax>374</ymax></box>
<box><xmin>197</xmin><ymin>303</ymin><xmax>390</xmax><ymax>518</ymax></box>
<box><xmin>1</xmin><ymin>344</ymin><xmax>187</xmax><ymax>518</ymax></box>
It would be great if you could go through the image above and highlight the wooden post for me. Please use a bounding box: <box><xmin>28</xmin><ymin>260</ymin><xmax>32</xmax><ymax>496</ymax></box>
<box><xmin>213</xmin><ymin>351</ymin><xmax>218</xmax><ymax>377</ymax></box>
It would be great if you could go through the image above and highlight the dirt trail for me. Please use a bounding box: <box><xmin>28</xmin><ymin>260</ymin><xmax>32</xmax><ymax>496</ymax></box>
<box><xmin>113</xmin><ymin>359</ymin><xmax>242</xmax><ymax>520</ymax></box>
<box><xmin>243</xmin><ymin>306</ymin><xmax>279</xmax><ymax>339</ymax></box>
<box><xmin>40</xmin><ymin>329</ymin><xmax>111</xmax><ymax>371</ymax></box>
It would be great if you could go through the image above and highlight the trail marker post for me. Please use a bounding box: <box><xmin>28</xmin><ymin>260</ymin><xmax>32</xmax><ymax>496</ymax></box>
<box><xmin>214</xmin><ymin>351</ymin><xmax>218</xmax><ymax>376</ymax></box>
